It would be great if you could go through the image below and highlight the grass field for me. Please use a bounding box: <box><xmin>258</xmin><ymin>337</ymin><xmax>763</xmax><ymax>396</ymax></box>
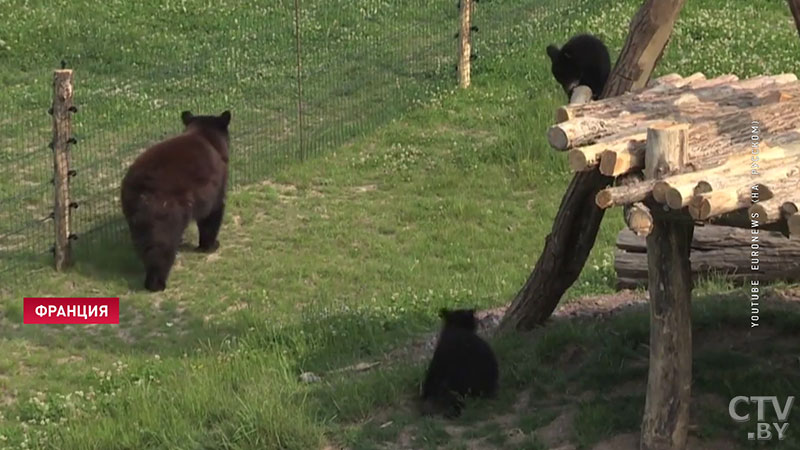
<box><xmin>1</xmin><ymin>0</ymin><xmax>800</xmax><ymax>448</ymax></box>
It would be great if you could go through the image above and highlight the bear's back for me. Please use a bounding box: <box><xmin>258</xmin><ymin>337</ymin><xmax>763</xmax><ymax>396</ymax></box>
<box><xmin>435</xmin><ymin>326</ymin><xmax>498</xmax><ymax>388</ymax></box>
<box><xmin>124</xmin><ymin>131</ymin><xmax>226</xmax><ymax>193</ymax></box>
<box><xmin>563</xmin><ymin>34</ymin><xmax>608</xmax><ymax>58</ymax></box>
<box><xmin>562</xmin><ymin>34</ymin><xmax>611</xmax><ymax>97</ymax></box>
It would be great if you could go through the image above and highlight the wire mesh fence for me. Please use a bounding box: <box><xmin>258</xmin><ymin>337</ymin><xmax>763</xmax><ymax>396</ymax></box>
<box><xmin>0</xmin><ymin>0</ymin><xmax>460</xmax><ymax>278</ymax></box>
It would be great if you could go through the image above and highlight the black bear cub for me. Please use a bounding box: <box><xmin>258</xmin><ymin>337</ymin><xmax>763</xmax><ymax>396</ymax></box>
<box><xmin>420</xmin><ymin>308</ymin><xmax>499</xmax><ymax>418</ymax></box>
<box><xmin>546</xmin><ymin>33</ymin><xmax>611</xmax><ymax>100</ymax></box>
<box><xmin>120</xmin><ymin>110</ymin><xmax>232</xmax><ymax>292</ymax></box>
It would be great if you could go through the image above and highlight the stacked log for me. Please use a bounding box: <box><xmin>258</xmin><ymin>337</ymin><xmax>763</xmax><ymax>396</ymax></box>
<box><xmin>614</xmin><ymin>225</ymin><xmax>800</xmax><ymax>289</ymax></box>
<box><xmin>561</xmin><ymin>90</ymin><xmax>800</xmax><ymax>173</ymax></box>
<box><xmin>547</xmin><ymin>72</ymin><xmax>800</xmax><ymax>285</ymax></box>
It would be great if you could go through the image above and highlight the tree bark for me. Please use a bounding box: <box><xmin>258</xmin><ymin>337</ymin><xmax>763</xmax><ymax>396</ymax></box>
<box><xmin>601</xmin><ymin>0</ymin><xmax>688</xmax><ymax>99</ymax></box>
<box><xmin>596</xmin><ymin>179</ymin><xmax>658</xmax><ymax>209</ymax></box>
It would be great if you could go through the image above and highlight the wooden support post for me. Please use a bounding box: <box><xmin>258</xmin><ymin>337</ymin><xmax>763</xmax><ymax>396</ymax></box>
<box><xmin>51</xmin><ymin>69</ymin><xmax>75</xmax><ymax>271</ymax></box>
<box><xmin>640</xmin><ymin>125</ymin><xmax>693</xmax><ymax>450</ymax></box>
<box><xmin>644</xmin><ymin>124</ymin><xmax>688</xmax><ymax>179</ymax></box>
<box><xmin>457</xmin><ymin>0</ymin><xmax>472</xmax><ymax>89</ymax></box>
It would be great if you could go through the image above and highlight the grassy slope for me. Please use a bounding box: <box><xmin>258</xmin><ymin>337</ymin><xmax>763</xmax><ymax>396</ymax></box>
<box><xmin>0</xmin><ymin>0</ymin><xmax>799</xmax><ymax>448</ymax></box>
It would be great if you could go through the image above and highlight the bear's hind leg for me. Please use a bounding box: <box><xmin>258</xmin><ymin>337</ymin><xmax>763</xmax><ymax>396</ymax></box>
<box><xmin>143</xmin><ymin>241</ymin><xmax>177</xmax><ymax>292</ymax></box>
<box><xmin>142</xmin><ymin>209</ymin><xmax>189</xmax><ymax>292</ymax></box>
<box><xmin>197</xmin><ymin>201</ymin><xmax>225</xmax><ymax>253</ymax></box>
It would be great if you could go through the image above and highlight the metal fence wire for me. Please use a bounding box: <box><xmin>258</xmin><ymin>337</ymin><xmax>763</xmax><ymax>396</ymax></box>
<box><xmin>0</xmin><ymin>0</ymin><xmax>464</xmax><ymax>277</ymax></box>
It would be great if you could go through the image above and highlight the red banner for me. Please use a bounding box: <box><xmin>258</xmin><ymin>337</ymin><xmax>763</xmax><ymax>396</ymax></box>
<box><xmin>23</xmin><ymin>297</ymin><xmax>120</xmax><ymax>324</ymax></box>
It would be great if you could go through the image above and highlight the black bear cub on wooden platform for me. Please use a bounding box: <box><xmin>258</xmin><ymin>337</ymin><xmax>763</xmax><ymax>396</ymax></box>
<box><xmin>120</xmin><ymin>110</ymin><xmax>231</xmax><ymax>292</ymax></box>
<box><xmin>546</xmin><ymin>33</ymin><xmax>611</xmax><ymax>100</ymax></box>
<box><xmin>420</xmin><ymin>308</ymin><xmax>499</xmax><ymax>418</ymax></box>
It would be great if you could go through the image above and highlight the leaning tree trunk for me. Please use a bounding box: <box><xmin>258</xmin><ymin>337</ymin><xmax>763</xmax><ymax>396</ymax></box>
<box><xmin>788</xmin><ymin>0</ymin><xmax>800</xmax><ymax>40</ymax></box>
<box><xmin>499</xmin><ymin>0</ymin><xmax>688</xmax><ymax>332</ymax></box>
<box><xmin>601</xmin><ymin>0</ymin><xmax>689</xmax><ymax>97</ymax></box>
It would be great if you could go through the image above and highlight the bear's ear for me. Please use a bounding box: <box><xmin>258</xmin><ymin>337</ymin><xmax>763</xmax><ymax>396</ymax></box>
<box><xmin>219</xmin><ymin>110</ymin><xmax>232</xmax><ymax>127</ymax></box>
<box><xmin>546</xmin><ymin>44</ymin><xmax>560</xmax><ymax>62</ymax></box>
<box><xmin>181</xmin><ymin>111</ymin><xmax>194</xmax><ymax>126</ymax></box>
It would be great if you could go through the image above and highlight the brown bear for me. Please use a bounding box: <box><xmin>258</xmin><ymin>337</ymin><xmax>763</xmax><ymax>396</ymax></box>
<box><xmin>120</xmin><ymin>110</ymin><xmax>232</xmax><ymax>292</ymax></box>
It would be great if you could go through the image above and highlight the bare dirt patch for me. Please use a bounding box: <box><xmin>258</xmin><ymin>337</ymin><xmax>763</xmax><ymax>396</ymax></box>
<box><xmin>590</xmin><ymin>433</ymin><xmax>743</xmax><ymax>450</ymax></box>
<box><xmin>535</xmin><ymin>409</ymin><xmax>576</xmax><ymax>448</ymax></box>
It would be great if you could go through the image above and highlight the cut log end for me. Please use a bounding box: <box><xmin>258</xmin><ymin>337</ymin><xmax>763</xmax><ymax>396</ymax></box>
<box><xmin>555</xmin><ymin>107</ymin><xmax>571</xmax><ymax>123</ymax></box>
<box><xmin>626</xmin><ymin>203</ymin><xmax>654</xmax><ymax>236</ymax></box>
<box><xmin>568</xmin><ymin>149</ymin><xmax>591</xmax><ymax>171</ymax></box>
<box><xmin>547</xmin><ymin>126</ymin><xmax>570</xmax><ymax>150</ymax></box>
<box><xmin>596</xmin><ymin>190</ymin><xmax>614</xmax><ymax>209</ymax></box>
<box><xmin>599</xmin><ymin>149</ymin><xmax>637</xmax><ymax>176</ymax></box>
<box><xmin>749</xmin><ymin>197</ymin><xmax>798</xmax><ymax>224</ymax></box>
<box><xmin>652</xmin><ymin>181</ymin><xmax>670</xmax><ymax>203</ymax></box>
<box><xmin>749</xmin><ymin>203</ymin><xmax>769</xmax><ymax>222</ymax></box>
<box><xmin>665</xmin><ymin>188</ymin><xmax>685</xmax><ymax>210</ymax></box>
<box><xmin>599</xmin><ymin>151</ymin><xmax>618</xmax><ymax>176</ymax></box>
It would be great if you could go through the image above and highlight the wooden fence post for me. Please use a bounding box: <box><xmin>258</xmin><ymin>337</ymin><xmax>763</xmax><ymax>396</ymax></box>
<box><xmin>51</xmin><ymin>69</ymin><xmax>75</xmax><ymax>271</ymax></box>
<box><xmin>641</xmin><ymin>123</ymin><xmax>693</xmax><ymax>450</ymax></box>
<box><xmin>458</xmin><ymin>0</ymin><xmax>472</xmax><ymax>88</ymax></box>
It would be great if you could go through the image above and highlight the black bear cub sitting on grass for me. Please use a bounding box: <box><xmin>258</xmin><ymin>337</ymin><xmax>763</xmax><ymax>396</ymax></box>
<box><xmin>546</xmin><ymin>33</ymin><xmax>611</xmax><ymax>100</ymax></box>
<box><xmin>120</xmin><ymin>110</ymin><xmax>232</xmax><ymax>292</ymax></box>
<box><xmin>420</xmin><ymin>308</ymin><xmax>499</xmax><ymax>418</ymax></box>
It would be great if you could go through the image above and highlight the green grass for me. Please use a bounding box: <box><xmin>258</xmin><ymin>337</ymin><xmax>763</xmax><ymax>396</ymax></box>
<box><xmin>2</xmin><ymin>0</ymin><xmax>800</xmax><ymax>448</ymax></box>
<box><xmin>0</xmin><ymin>0</ymin><xmax>457</xmax><ymax>272</ymax></box>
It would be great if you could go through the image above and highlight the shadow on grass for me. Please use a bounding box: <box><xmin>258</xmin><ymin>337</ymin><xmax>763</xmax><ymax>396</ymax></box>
<box><xmin>69</xmin><ymin>217</ymin><xmax>233</xmax><ymax>292</ymax></box>
<box><xmin>69</xmin><ymin>218</ymin><xmax>143</xmax><ymax>291</ymax></box>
